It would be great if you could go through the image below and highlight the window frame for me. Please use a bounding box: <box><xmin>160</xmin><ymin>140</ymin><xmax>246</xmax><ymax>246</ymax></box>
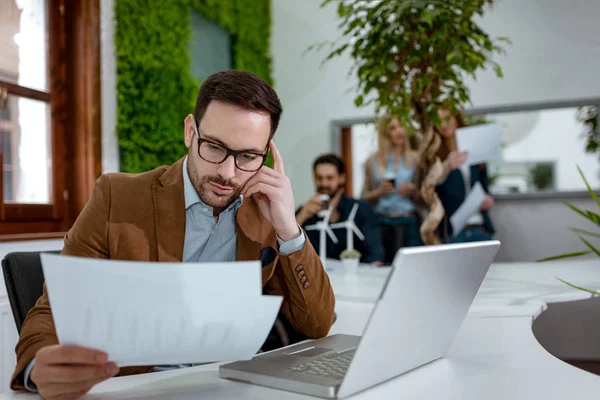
<box><xmin>0</xmin><ymin>0</ymin><xmax>102</xmax><ymax>237</ymax></box>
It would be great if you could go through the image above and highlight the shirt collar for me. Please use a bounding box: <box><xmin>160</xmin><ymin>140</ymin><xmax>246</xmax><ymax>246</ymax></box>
<box><xmin>182</xmin><ymin>157</ymin><xmax>243</xmax><ymax>215</ymax></box>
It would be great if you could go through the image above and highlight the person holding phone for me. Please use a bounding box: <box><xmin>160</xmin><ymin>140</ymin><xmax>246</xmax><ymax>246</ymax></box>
<box><xmin>362</xmin><ymin>114</ymin><xmax>422</xmax><ymax>264</ymax></box>
<box><xmin>296</xmin><ymin>154</ymin><xmax>385</xmax><ymax>265</ymax></box>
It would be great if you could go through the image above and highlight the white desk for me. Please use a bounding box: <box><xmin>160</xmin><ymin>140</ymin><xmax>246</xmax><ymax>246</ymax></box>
<box><xmin>6</xmin><ymin>259</ymin><xmax>600</xmax><ymax>399</ymax></box>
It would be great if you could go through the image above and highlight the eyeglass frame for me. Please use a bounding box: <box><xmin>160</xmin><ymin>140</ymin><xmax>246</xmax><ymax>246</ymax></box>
<box><xmin>192</xmin><ymin>122</ymin><xmax>269</xmax><ymax>172</ymax></box>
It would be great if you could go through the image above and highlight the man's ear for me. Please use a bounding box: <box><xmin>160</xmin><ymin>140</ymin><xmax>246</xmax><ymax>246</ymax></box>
<box><xmin>340</xmin><ymin>173</ymin><xmax>347</xmax><ymax>186</ymax></box>
<box><xmin>184</xmin><ymin>114</ymin><xmax>196</xmax><ymax>148</ymax></box>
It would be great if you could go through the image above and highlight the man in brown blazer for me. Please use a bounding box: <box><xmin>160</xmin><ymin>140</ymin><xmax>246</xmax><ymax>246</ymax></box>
<box><xmin>11</xmin><ymin>70</ymin><xmax>335</xmax><ymax>400</ymax></box>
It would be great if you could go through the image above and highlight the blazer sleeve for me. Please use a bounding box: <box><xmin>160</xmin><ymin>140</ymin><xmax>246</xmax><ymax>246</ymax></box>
<box><xmin>357</xmin><ymin>201</ymin><xmax>385</xmax><ymax>263</ymax></box>
<box><xmin>265</xmin><ymin>231</ymin><xmax>335</xmax><ymax>339</ymax></box>
<box><xmin>10</xmin><ymin>176</ymin><xmax>112</xmax><ymax>390</ymax></box>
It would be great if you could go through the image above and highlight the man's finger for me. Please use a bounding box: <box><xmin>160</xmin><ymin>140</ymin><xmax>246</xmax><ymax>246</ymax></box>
<box><xmin>243</xmin><ymin>172</ymin><xmax>280</xmax><ymax>194</ymax></box>
<box><xmin>245</xmin><ymin>182</ymin><xmax>277</xmax><ymax>199</ymax></box>
<box><xmin>269</xmin><ymin>140</ymin><xmax>285</xmax><ymax>174</ymax></box>
<box><xmin>35</xmin><ymin>363</ymin><xmax>118</xmax><ymax>384</ymax></box>
<box><xmin>37</xmin><ymin>345</ymin><xmax>108</xmax><ymax>365</ymax></box>
<box><xmin>258</xmin><ymin>164</ymin><xmax>284</xmax><ymax>179</ymax></box>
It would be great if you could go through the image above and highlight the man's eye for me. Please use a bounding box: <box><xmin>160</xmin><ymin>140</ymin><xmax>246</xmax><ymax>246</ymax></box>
<box><xmin>209</xmin><ymin>144</ymin><xmax>222</xmax><ymax>151</ymax></box>
<box><xmin>242</xmin><ymin>153</ymin><xmax>259</xmax><ymax>160</ymax></box>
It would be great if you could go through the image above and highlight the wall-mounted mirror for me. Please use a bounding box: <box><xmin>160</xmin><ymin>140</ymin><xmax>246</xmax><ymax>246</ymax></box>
<box><xmin>333</xmin><ymin>99</ymin><xmax>600</xmax><ymax>198</ymax></box>
<box><xmin>471</xmin><ymin>102</ymin><xmax>600</xmax><ymax>195</ymax></box>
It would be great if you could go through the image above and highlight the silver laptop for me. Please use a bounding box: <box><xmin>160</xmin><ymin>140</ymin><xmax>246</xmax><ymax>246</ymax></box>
<box><xmin>220</xmin><ymin>241</ymin><xmax>500</xmax><ymax>398</ymax></box>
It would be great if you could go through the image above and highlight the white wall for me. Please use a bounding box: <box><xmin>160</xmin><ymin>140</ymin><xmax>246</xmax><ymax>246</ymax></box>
<box><xmin>466</xmin><ymin>0</ymin><xmax>600</xmax><ymax>108</ymax></box>
<box><xmin>271</xmin><ymin>0</ymin><xmax>375</xmax><ymax>204</ymax></box>
<box><xmin>100</xmin><ymin>0</ymin><xmax>120</xmax><ymax>173</ymax></box>
<box><xmin>491</xmin><ymin>195</ymin><xmax>598</xmax><ymax>262</ymax></box>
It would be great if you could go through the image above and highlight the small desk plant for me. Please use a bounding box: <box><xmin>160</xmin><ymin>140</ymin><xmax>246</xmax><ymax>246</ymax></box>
<box><xmin>340</xmin><ymin>248</ymin><xmax>362</xmax><ymax>270</ymax></box>
<box><xmin>538</xmin><ymin>167</ymin><xmax>600</xmax><ymax>295</ymax></box>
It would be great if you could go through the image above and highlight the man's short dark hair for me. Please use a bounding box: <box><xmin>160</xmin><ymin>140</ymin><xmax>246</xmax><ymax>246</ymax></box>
<box><xmin>194</xmin><ymin>70</ymin><xmax>283</xmax><ymax>138</ymax></box>
<box><xmin>313</xmin><ymin>154</ymin><xmax>346</xmax><ymax>175</ymax></box>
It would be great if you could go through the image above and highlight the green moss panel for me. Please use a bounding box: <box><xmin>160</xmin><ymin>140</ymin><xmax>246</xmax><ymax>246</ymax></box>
<box><xmin>115</xmin><ymin>0</ymin><xmax>273</xmax><ymax>173</ymax></box>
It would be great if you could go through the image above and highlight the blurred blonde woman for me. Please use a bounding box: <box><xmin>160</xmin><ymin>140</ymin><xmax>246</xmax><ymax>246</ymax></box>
<box><xmin>362</xmin><ymin>114</ymin><xmax>422</xmax><ymax>264</ymax></box>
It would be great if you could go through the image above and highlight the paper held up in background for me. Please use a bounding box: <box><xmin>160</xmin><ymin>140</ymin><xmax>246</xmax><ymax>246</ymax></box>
<box><xmin>41</xmin><ymin>254</ymin><xmax>282</xmax><ymax>367</ymax></box>
<box><xmin>449</xmin><ymin>182</ymin><xmax>486</xmax><ymax>237</ymax></box>
<box><xmin>456</xmin><ymin>123</ymin><xmax>503</xmax><ymax>166</ymax></box>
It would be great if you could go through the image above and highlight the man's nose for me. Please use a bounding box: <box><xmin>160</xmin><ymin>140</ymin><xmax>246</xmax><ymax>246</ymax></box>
<box><xmin>217</xmin><ymin>155</ymin><xmax>237</xmax><ymax>181</ymax></box>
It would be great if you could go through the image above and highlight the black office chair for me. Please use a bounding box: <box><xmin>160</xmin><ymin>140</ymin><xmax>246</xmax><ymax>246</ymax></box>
<box><xmin>2</xmin><ymin>251</ymin><xmax>60</xmax><ymax>333</ymax></box>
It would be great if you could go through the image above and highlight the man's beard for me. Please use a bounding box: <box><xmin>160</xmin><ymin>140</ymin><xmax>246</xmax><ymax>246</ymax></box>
<box><xmin>187</xmin><ymin>160</ymin><xmax>243</xmax><ymax>209</ymax></box>
<box><xmin>317</xmin><ymin>185</ymin><xmax>342</xmax><ymax>197</ymax></box>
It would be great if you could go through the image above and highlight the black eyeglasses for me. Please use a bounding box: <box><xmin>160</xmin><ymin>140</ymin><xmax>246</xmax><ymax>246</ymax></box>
<box><xmin>193</xmin><ymin>124</ymin><xmax>268</xmax><ymax>172</ymax></box>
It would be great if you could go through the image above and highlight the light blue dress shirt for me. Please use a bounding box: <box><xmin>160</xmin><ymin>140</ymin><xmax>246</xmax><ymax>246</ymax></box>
<box><xmin>23</xmin><ymin>157</ymin><xmax>305</xmax><ymax>390</ymax></box>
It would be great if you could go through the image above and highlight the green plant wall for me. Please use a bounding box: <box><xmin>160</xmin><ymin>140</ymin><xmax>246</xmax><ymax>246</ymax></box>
<box><xmin>115</xmin><ymin>0</ymin><xmax>273</xmax><ymax>173</ymax></box>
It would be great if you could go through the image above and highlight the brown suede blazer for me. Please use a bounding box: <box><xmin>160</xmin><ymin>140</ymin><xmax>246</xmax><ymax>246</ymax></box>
<box><xmin>11</xmin><ymin>158</ymin><xmax>335</xmax><ymax>390</ymax></box>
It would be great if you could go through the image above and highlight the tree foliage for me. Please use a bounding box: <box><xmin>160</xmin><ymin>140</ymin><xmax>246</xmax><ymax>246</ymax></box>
<box><xmin>319</xmin><ymin>0</ymin><xmax>509</xmax><ymax>132</ymax></box>
<box><xmin>317</xmin><ymin>0</ymin><xmax>509</xmax><ymax>244</ymax></box>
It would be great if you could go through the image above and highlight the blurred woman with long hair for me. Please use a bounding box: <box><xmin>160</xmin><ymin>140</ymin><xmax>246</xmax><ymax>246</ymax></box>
<box><xmin>434</xmin><ymin>109</ymin><xmax>495</xmax><ymax>242</ymax></box>
<box><xmin>362</xmin><ymin>114</ymin><xmax>422</xmax><ymax>264</ymax></box>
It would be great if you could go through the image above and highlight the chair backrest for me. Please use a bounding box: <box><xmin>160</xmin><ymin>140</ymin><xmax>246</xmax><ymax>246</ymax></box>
<box><xmin>2</xmin><ymin>251</ymin><xmax>60</xmax><ymax>333</ymax></box>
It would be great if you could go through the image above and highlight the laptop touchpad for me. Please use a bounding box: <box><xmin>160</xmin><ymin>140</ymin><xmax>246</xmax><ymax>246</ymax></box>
<box><xmin>287</xmin><ymin>347</ymin><xmax>333</xmax><ymax>357</ymax></box>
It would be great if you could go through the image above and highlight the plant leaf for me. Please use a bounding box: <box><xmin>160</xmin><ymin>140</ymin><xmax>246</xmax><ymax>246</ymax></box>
<box><xmin>494</xmin><ymin>64</ymin><xmax>503</xmax><ymax>78</ymax></box>
<box><xmin>421</xmin><ymin>11</ymin><xmax>433</xmax><ymax>27</ymax></box>
<box><xmin>577</xmin><ymin>165</ymin><xmax>600</xmax><ymax>209</ymax></box>
<box><xmin>585</xmin><ymin>211</ymin><xmax>600</xmax><ymax>226</ymax></box>
<box><xmin>564</xmin><ymin>201</ymin><xmax>590</xmax><ymax>220</ymax></box>
<box><xmin>569</xmin><ymin>227</ymin><xmax>600</xmax><ymax>239</ymax></box>
<box><xmin>537</xmin><ymin>250</ymin><xmax>592</xmax><ymax>262</ymax></box>
<box><xmin>577</xmin><ymin>234</ymin><xmax>600</xmax><ymax>257</ymax></box>
<box><xmin>497</xmin><ymin>36</ymin><xmax>513</xmax><ymax>45</ymax></box>
<box><xmin>556</xmin><ymin>277</ymin><xmax>600</xmax><ymax>295</ymax></box>
<box><xmin>354</xmin><ymin>95</ymin><xmax>364</xmax><ymax>107</ymax></box>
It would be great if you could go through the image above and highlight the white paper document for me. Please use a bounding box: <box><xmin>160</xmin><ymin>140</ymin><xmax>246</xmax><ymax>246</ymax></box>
<box><xmin>41</xmin><ymin>254</ymin><xmax>282</xmax><ymax>367</ymax></box>
<box><xmin>449</xmin><ymin>182</ymin><xmax>487</xmax><ymax>237</ymax></box>
<box><xmin>456</xmin><ymin>123</ymin><xmax>502</xmax><ymax>166</ymax></box>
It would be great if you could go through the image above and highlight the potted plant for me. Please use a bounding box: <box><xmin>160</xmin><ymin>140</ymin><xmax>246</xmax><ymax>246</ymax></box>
<box><xmin>315</xmin><ymin>0</ymin><xmax>509</xmax><ymax>244</ymax></box>
<box><xmin>538</xmin><ymin>166</ymin><xmax>600</xmax><ymax>295</ymax></box>
<box><xmin>529</xmin><ymin>164</ymin><xmax>554</xmax><ymax>191</ymax></box>
<box><xmin>340</xmin><ymin>248</ymin><xmax>362</xmax><ymax>271</ymax></box>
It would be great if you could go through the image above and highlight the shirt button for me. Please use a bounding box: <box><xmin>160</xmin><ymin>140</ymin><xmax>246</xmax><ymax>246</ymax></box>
<box><xmin>295</xmin><ymin>265</ymin><xmax>303</xmax><ymax>272</ymax></box>
<box><xmin>298</xmin><ymin>270</ymin><xmax>305</xmax><ymax>278</ymax></box>
<box><xmin>301</xmin><ymin>276</ymin><xmax>307</xmax><ymax>284</ymax></box>
<box><xmin>303</xmin><ymin>281</ymin><xmax>310</xmax><ymax>289</ymax></box>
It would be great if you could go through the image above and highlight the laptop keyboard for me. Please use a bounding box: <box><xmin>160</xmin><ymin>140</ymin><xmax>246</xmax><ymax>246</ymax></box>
<box><xmin>286</xmin><ymin>348</ymin><xmax>356</xmax><ymax>380</ymax></box>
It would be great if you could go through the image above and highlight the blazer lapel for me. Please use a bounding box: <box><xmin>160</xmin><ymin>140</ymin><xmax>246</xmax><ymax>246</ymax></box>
<box><xmin>236</xmin><ymin>198</ymin><xmax>277</xmax><ymax>284</ymax></box>
<box><xmin>153</xmin><ymin>158</ymin><xmax>186</xmax><ymax>262</ymax></box>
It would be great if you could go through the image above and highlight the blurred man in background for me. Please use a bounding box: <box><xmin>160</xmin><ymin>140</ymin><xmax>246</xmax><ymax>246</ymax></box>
<box><xmin>297</xmin><ymin>154</ymin><xmax>385</xmax><ymax>265</ymax></box>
